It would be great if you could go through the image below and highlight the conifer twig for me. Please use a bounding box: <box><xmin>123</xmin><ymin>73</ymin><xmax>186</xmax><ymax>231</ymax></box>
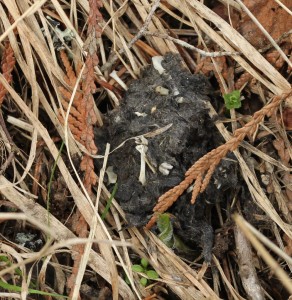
<box><xmin>0</xmin><ymin>40</ymin><xmax>16</xmax><ymax>174</ymax></box>
<box><xmin>64</xmin><ymin>1</ymin><xmax>103</xmax><ymax>298</ymax></box>
<box><xmin>146</xmin><ymin>90</ymin><xmax>292</xmax><ymax>229</ymax></box>
<box><xmin>0</xmin><ymin>41</ymin><xmax>15</xmax><ymax>106</ymax></box>
<box><xmin>58</xmin><ymin>50</ymin><xmax>84</xmax><ymax>143</ymax></box>
<box><xmin>78</xmin><ymin>0</ymin><xmax>104</xmax><ymax>192</ymax></box>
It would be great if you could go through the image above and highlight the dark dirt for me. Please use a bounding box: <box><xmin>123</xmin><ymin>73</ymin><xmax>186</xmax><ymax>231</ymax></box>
<box><xmin>94</xmin><ymin>53</ymin><xmax>238</xmax><ymax>261</ymax></box>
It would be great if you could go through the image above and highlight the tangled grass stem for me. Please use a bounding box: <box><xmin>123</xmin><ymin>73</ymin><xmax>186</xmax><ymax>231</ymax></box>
<box><xmin>146</xmin><ymin>90</ymin><xmax>292</xmax><ymax>229</ymax></box>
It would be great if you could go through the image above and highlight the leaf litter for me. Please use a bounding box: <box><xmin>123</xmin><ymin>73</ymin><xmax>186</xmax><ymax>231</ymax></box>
<box><xmin>0</xmin><ymin>0</ymin><xmax>291</xmax><ymax>299</ymax></box>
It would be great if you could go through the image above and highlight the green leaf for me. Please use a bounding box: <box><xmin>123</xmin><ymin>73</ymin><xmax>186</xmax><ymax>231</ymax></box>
<box><xmin>140</xmin><ymin>277</ymin><xmax>148</xmax><ymax>286</ymax></box>
<box><xmin>223</xmin><ymin>90</ymin><xmax>241</xmax><ymax>109</ymax></box>
<box><xmin>132</xmin><ymin>265</ymin><xmax>144</xmax><ymax>273</ymax></box>
<box><xmin>140</xmin><ymin>258</ymin><xmax>149</xmax><ymax>269</ymax></box>
<box><xmin>146</xmin><ymin>270</ymin><xmax>159</xmax><ymax>280</ymax></box>
<box><xmin>0</xmin><ymin>279</ymin><xmax>68</xmax><ymax>298</ymax></box>
<box><xmin>157</xmin><ymin>213</ymin><xmax>174</xmax><ymax>247</ymax></box>
<box><xmin>157</xmin><ymin>213</ymin><xmax>170</xmax><ymax>233</ymax></box>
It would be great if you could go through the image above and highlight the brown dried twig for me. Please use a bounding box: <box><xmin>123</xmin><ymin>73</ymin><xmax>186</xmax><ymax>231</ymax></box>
<box><xmin>128</xmin><ymin>0</ymin><xmax>161</xmax><ymax>49</ymax></box>
<box><xmin>146</xmin><ymin>90</ymin><xmax>292</xmax><ymax>229</ymax></box>
<box><xmin>144</xmin><ymin>31</ymin><xmax>240</xmax><ymax>57</ymax></box>
<box><xmin>100</xmin><ymin>0</ymin><xmax>161</xmax><ymax>72</ymax></box>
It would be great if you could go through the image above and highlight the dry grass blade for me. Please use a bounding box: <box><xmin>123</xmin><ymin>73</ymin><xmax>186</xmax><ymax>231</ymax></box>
<box><xmin>234</xmin><ymin>223</ymin><xmax>265</xmax><ymax>299</ymax></box>
<box><xmin>0</xmin><ymin>0</ymin><xmax>47</xmax><ymax>43</ymax></box>
<box><xmin>145</xmin><ymin>230</ymin><xmax>220</xmax><ymax>299</ymax></box>
<box><xmin>234</xmin><ymin>214</ymin><xmax>292</xmax><ymax>294</ymax></box>
<box><xmin>0</xmin><ymin>73</ymin><xmax>135</xmax><ymax>298</ymax></box>
<box><xmin>0</xmin><ymin>175</ymin><xmax>135</xmax><ymax>299</ymax></box>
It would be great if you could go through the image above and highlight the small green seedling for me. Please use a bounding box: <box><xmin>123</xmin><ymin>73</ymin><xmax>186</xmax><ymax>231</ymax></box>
<box><xmin>131</xmin><ymin>258</ymin><xmax>159</xmax><ymax>286</ymax></box>
<box><xmin>223</xmin><ymin>90</ymin><xmax>241</xmax><ymax>109</ymax></box>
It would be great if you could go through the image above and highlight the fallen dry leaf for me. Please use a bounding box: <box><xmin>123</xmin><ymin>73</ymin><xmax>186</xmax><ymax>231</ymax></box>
<box><xmin>238</xmin><ymin>0</ymin><xmax>292</xmax><ymax>48</ymax></box>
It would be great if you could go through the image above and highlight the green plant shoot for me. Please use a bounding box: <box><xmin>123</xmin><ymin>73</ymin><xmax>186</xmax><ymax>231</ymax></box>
<box><xmin>223</xmin><ymin>90</ymin><xmax>241</xmax><ymax>109</ymax></box>
<box><xmin>101</xmin><ymin>182</ymin><xmax>118</xmax><ymax>219</ymax></box>
<box><xmin>157</xmin><ymin>213</ymin><xmax>174</xmax><ymax>247</ymax></box>
<box><xmin>157</xmin><ymin>214</ymin><xmax>194</xmax><ymax>253</ymax></box>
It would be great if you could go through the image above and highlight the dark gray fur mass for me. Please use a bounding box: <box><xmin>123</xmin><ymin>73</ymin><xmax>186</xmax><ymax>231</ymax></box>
<box><xmin>94</xmin><ymin>53</ymin><xmax>237</xmax><ymax>261</ymax></box>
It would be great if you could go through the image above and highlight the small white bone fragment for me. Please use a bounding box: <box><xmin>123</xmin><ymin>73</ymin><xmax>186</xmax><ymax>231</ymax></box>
<box><xmin>134</xmin><ymin>112</ymin><xmax>147</xmax><ymax>117</ymax></box>
<box><xmin>135</xmin><ymin>144</ymin><xmax>148</xmax><ymax>185</ymax></box>
<box><xmin>135</xmin><ymin>136</ymin><xmax>148</xmax><ymax>146</ymax></box>
<box><xmin>155</xmin><ymin>86</ymin><xmax>169</xmax><ymax>96</ymax></box>
<box><xmin>176</xmin><ymin>97</ymin><xmax>184</xmax><ymax>103</ymax></box>
<box><xmin>110</xmin><ymin>70</ymin><xmax>128</xmax><ymax>91</ymax></box>
<box><xmin>145</xmin><ymin>155</ymin><xmax>156</xmax><ymax>174</ymax></box>
<box><xmin>135</xmin><ymin>136</ymin><xmax>156</xmax><ymax>179</ymax></box>
<box><xmin>106</xmin><ymin>166</ymin><xmax>118</xmax><ymax>184</ymax></box>
<box><xmin>152</xmin><ymin>56</ymin><xmax>165</xmax><ymax>74</ymax></box>
<box><xmin>173</xmin><ymin>87</ymin><xmax>180</xmax><ymax>96</ymax></box>
<box><xmin>159</xmin><ymin>162</ymin><xmax>173</xmax><ymax>175</ymax></box>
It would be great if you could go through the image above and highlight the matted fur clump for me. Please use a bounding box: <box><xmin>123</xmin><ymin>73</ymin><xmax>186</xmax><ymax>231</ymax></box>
<box><xmin>95</xmin><ymin>53</ymin><xmax>238</xmax><ymax>261</ymax></box>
